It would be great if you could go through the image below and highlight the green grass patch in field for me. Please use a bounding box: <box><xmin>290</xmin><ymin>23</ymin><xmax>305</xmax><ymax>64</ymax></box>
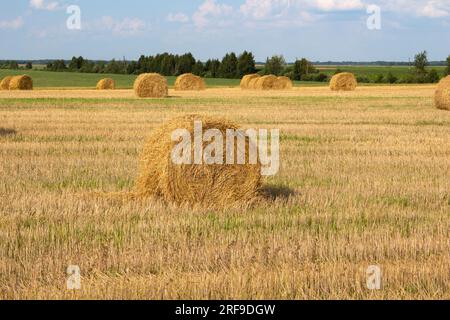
<box><xmin>281</xmin><ymin>134</ymin><xmax>336</xmax><ymax>144</ymax></box>
<box><xmin>0</xmin><ymin>69</ymin><xmax>243</xmax><ymax>88</ymax></box>
<box><xmin>4</xmin><ymin>65</ymin><xmax>444</xmax><ymax>89</ymax></box>
<box><xmin>317</xmin><ymin>65</ymin><xmax>447</xmax><ymax>81</ymax></box>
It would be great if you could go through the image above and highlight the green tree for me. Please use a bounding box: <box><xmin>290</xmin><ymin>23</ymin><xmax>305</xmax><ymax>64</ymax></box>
<box><xmin>293</xmin><ymin>60</ymin><xmax>302</xmax><ymax>80</ymax></box>
<box><xmin>137</xmin><ymin>55</ymin><xmax>149</xmax><ymax>73</ymax></box>
<box><xmin>192</xmin><ymin>60</ymin><xmax>205</xmax><ymax>76</ymax></box>
<box><xmin>219</xmin><ymin>52</ymin><xmax>238</xmax><ymax>78</ymax></box>
<box><xmin>314</xmin><ymin>73</ymin><xmax>328</xmax><ymax>82</ymax></box>
<box><xmin>160</xmin><ymin>54</ymin><xmax>176</xmax><ymax>76</ymax></box>
<box><xmin>175</xmin><ymin>53</ymin><xmax>196</xmax><ymax>75</ymax></box>
<box><xmin>356</xmin><ymin>75</ymin><xmax>370</xmax><ymax>83</ymax></box>
<box><xmin>104</xmin><ymin>59</ymin><xmax>125</xmax><ymax>74</ymax></box>
<box><xmin>446</xmin><ymin>55</ymin><xmax>450</xmax><ymax>76</ymax></box>
<box><xmin>25</xmin><ymin>62</ymin><xmax>33</xmax><ymax>70</ymax></box>
<box><xmin>205</xmin><ymin>59</ymin><xmax>221</xmax><ymax>78</ymax></box>
<box><xmin>68</xmin><ymin>56</ymin><xmax>85</xmax><ymax>71</ymax></box>
<box><xmin>375</xmin><ymin>74</ymin><xmax>385</xmax><ymax>83</ymax></box>
<box><xmin>126</xmin><ymin>61</ymin><xmax>138</xmax><ymax>74</ymax></box>
<box><xmin>414</xmin><ymin>51</ymin><xmax>428</xmax><ymax>74</ymax></box>
<box><xmin>293</xmin><ymin>58</ymin><xmax>316</xmax><ymax>80</ymax></box>
<box><xmin>79</xmin><ymin>60</ymin><xmax>95</xmax><ymax>73</ymax></box>
<box><xmin>94</xmin><ymin>61</ymin><xmax>106</xmax><ymax>73</ymax></box>
<box><xmin>7</xmin><ymin>61</ymin><xmax>19</xmax><ymax>69</ymax></box>
<box><xmin>386</xmin><ymin>72</ymin><xmax>398</xmax><ymax>84</ymax></box>
<box><xmin>264</xmin><ymin>55</ymin><xmax>285</xmax><ymax>76</ymax></box>
<box><xmin>237</xmin><ymin>51</ymin><xmax>256</xmax><ymax>77</ymax></box>
<box><xmin>46</xmin><ymin>60</ymin><xmax>67</xmax><ymax>71</ymax></box>
<box><xmin>427</xmin><ymin>69</ymin><xmax>440</xmax><ymax>83</ymax></box>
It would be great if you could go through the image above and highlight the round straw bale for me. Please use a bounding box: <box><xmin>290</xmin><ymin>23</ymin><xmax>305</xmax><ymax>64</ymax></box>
<box><xmin>0</xmin><ymin>76</ymin><xmax>13</xmax><ymax>90</ymax></box>
<box><xmin>134</xmin><ymin>73</ymin><xmax>168</xmax><ymax>98</ymax></box>
<box><xmin>240</xmin><ymin>74</ymin><xmax>261</xmax><ymax>90</ymax></box>
<box><xmin>255</xmin><ymin>75</ymin><xmax>278</xmax><ymax>90</ymax></box>
<box><xmin>435</xmin><ymin>75</ymin><xmax>450</xmax><ymax>111</ymax></box>
<box><xmin>174</xmin><ymin>73</ymin><xmax>206</xmax><ymax>91</ymax></box>
<box><xmin>330</xmin><ymin>72</ymin><xmax>357</xmax><ymax>91</ymax></box>
<box><xmin>135</xmin><ymin>114</ymin><xmax>262</xmax><ymax>208</ymax></box>
<box><xmin>96</xmin><ymin>78</ymin><xmax>115</xmax><ymax>90</ymax></box>
<box><xmin>247</xmin><ymin>76</ymin><xmax>261</xmax><ymax>89</ymax></box>
<box><xmin>9</xmin><ymin>75</ymin><xmax>33</xmax><ymax>90</ymax></box>
<box><xmin>274</xmin><ymin>76</ymin><xmax>293</xmax><ymax>90</ymax></box>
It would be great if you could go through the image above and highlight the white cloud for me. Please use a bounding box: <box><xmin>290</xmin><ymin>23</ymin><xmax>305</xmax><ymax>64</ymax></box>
<box><xmin>240</xmin><ymin>0</ymin><xmax>277</xmax><ymax>19</ymax></box>
<box><xmin>240</xmin><ymin>0</ymin><xmax>364</xmax><ymax>19</ymax></box>
<box><xmin>172</xmin><ymin>0</ymin><xmax>450</xmax><ymax>32</ymax></box>
<box><xmin>376</xmin><ymin>0</ymin><xmax>450</xmax><ymax>18</ymax></box>
<box><xmin>97</xmin><ymin>16</ymin><xmax>147</xmax><ymax>36</ymax></box>
<box><xmin>167</xmin><ymin>13</ymin><xmax>190</xmax><ymax>23</ymax></box>
<box><xmin>240</xmin><ymin>0</ymin><xmax>290</xmax><ymax>20</ymax></box>
<box><xmin>29</xmin><ymin>0</ymin><xmax>59</xmax><ymax>11</ymax></box>
<box><xmin>239</xmin><ymin>0</ymin><xmax>322</xmax><ymax>28</ymax></box>
<box><xmin>418</xmin><ymin>1</ymin><xmax>449</xmax><ymax>17</ymax></box>
<box><xmin>174</xmin><ymin>0</ymin><xmax>374</xmax><ymax>31</ymax></box>
<box><xmin>0</xmin><ymin>17</ymin><xmax>24</xmax><ymax>29</ymax></box>
<box><xmin>192</xmin><ymin>0</ymin><xmax>233</xmax><ymax>28</ymax></box>
<box><xmin>311</xmin><ymin>0</ymin><xmax>364</xmax><ymax>11</ymax></box>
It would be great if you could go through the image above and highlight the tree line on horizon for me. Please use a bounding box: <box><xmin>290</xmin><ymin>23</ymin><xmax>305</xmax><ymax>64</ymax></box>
<box><xmin>40</xmin><ymin>52</ymin><xmax>323</xmax><ymax>81</ymax></box>
<box><xmin>1</xmin><ymin>51</ymin><xmax>450</xmax><ymax>84</ymax></box>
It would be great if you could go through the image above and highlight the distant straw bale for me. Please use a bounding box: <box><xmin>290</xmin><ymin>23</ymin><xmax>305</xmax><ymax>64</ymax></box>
<box><xmin>274</xmin><ymin>76</ymin><xmax>293</xmax><ymax>90</ymax></box>
<box><xmin>0</xmin><ymin>76</ymin><xmax>13</xmax><ymax>90</ymax></box>
<box><xmin>247</xmin><ymin>76</ymin><xmax>261</xmax><ymax>90</ymax></box>
<box><xmin>255</xmin><ymin>75</ymin><xmax>278</xmax><ymax>90</ymax></box>
<box><xmin>96</xmin><ymin>78</ymin><xmax>115</xmax><ymax>90</ymax></box>
<box><xmin>240</xmin><ymin>74</ymin><xmax>261</xmax><ymax>90</ymax></box>
<box><xmin>174</xmin><ymin>73</ymin><xmax>206</xmax><ymax>91</ymax></box>
<box><xmin>134</xmin><ymin>73</ymin><xmax>168</xmax><ymax>98</ymax></box>
<box><xmin>435</xmin><ymin>75</ymin><xmax>450</xmax><ymax>111</ymax></box>
<box><xmin>330</xmin><ymin>72</ymin><xmax>357</xmax><ymax>91</ymax></box>
<box><xmin>9</xmin><ymin>75</ymin><xmax>33</xmax><ymax>90</ymax></box>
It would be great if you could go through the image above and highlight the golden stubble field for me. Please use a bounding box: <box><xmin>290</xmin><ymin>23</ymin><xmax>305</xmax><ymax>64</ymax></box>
<box><xmin>0</xmin><ymin>85</ymin><xmax>449</xmax><ymax>299</ymax></box>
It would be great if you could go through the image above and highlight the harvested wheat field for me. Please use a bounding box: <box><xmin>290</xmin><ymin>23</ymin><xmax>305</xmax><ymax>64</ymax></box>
<box><xmin>0</xmin><ymin>85</ymin><xmax>438</xmax><ymax>99</ymax></box>
<box><xmin>0</xmin><ymin>84</ymin><xmax>449</xmax><ymax>300</ymax></box>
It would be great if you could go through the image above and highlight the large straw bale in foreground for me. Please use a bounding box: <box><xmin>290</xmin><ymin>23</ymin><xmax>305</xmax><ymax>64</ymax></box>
<box><xmin>330</xmin><ymin>72</ymin><xmax>357</xmax><ymax>91</ymax></box>
<box><xmin>174</xmin><ymin>73</ymin><xmax>206</xmax><ymax>91</ymax></box>
<box><xmin>134</xmin><ymin>73</ymin><xmax>168</xmax><ymax>98</ymax></box>
<box><xmin>274</xmin><ymin>76</ymin><xmax>293</xmax><ymax>90</ymax></box>
<box><xmin>135</xmin><ymin>114</ymin><xmax>262</xmax><ymax>208</ymax></box>
<box><xmin>0</xmin><ymin>76</ymin><xmax>13</xmax><ymax>90</ymax></box>
<box><xmin>96</xmin><ymin>78</ymin><xmax>115</xmax><ymax>90</ymax></box>
<box><xmin>435</xmin><ymin>75</ymin><xmax>450</xmax><ymax>111</ymax></box>
<box><xmin>9</xmin><ymin>75</ymin><xmax>33</xmax><ymax>90</ymax></box>
<box><xmin>240</xmin><ymin>74</ymin><xmax>261</xmax><ymax>89</ymax></box>
<box><xmin>255</xmin><ymin>75</ymin><xmax>278</xmax><ymax>90</ymax></box>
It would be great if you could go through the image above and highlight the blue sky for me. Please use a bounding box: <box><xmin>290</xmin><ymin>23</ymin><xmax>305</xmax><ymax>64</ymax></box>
<box><xmin>1</xmin><ymin>0</ymin><xmax>450</xmax><ymax>61</ymax></box>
